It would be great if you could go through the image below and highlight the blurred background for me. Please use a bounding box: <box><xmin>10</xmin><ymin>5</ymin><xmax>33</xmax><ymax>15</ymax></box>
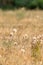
<box><xmin>0</xmin><ymin>0</ymin><xmax>43</xmax><ymax>10</ymax></box>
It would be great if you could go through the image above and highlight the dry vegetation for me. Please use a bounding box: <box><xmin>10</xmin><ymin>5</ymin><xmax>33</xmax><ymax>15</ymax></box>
<box><xmin>0</xmin><ymin>8</ymin><xmax>43</xmax><ymax>65</ymax></box>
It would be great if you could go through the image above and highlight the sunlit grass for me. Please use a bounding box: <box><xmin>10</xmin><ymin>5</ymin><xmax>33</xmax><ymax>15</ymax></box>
<box><xmin>0</xmin><ymin>9</ymin><xmax>43</xmax><ymax>65</ymax></box>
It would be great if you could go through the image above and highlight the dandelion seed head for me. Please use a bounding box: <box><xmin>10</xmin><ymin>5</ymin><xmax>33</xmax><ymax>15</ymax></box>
<box><xmin>32</xmin><ymin>36</ymin><xmax>37</xmax><ymax>40</ymax></box>
<box><xmin>13</xmin><ymin>28</ymin><xmax>17</xmax><ymax>33</ymax></box>
<box><xmin>21</xmin><ymin>48</ymin><xmax>25</xmax><ymax>53</ymax></box>
<box><xmin>38</xmin><ymin>35</ymin><xmax>42</xmax><ymax>39</ymax></box>
<box><xmin>10</xmin><ymin>32</ymin><xmax>13</xmax><ymax>36</ymax></box>
<box><xmin>23</xmin><ymin>34</ymin><xmax>28</xmax><ymax>39</ymax></box>
<box><xmin>14</xmin><ymin>42</ymin><xmax>18</xmax><ymax>45</ymax></box>
<box><xmin>32</xmin><ymin>39</ymin><xmax>37</xmax><ymax>44</ymax></box>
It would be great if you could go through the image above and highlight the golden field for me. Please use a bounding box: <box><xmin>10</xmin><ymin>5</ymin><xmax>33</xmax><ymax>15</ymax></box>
<box><xmin>0</xmin><ymin>8</ymin><xmax>43</xmax><ymax>65</ymax></box>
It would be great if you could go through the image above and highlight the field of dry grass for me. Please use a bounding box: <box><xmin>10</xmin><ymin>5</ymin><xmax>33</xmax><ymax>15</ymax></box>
<box><xmin>0</xmin><ymin>8</ymin><xmax>43</xmax><ymax>65</ymax></box>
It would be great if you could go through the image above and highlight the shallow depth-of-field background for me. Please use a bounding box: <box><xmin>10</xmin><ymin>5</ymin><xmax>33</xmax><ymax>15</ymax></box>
<box><xmin>0</xmin><ymin>8</ymin><xmax>43</xmax><ymax>65</ymax></box>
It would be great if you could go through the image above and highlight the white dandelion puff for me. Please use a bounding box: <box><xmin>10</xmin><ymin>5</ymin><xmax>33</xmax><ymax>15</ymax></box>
<box><xmin>32</xmin><ymin>36</ymin><xmax>37</xmax><ymax>40</ymax></box>
<box><xmin>10</xmin><ymin>32</ymin><xmax>14</xmax><ymax>36</ymax></box>
<box><xmin>23</xmin><ymin>34</ymin><xmax>28</xmax><ymax>40</ymax></box>
<box><xmin>21</xmin><ymin>48</ymin><xmax>25</xmax><ymax>53</ymax></box>
<box><xmin>13</xmin><ymin>28</ymin><xmax>17</xmax><ymax>33</ymax></box>
<box><xmin>14</xmin><ymin>42</ymin><xmax>18</xmax><ymax>45</ymax></box>
<box><xmin>37</xmin><ymin>34</ymin><xmax>43</xmax><ymax>40</ymax></box>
